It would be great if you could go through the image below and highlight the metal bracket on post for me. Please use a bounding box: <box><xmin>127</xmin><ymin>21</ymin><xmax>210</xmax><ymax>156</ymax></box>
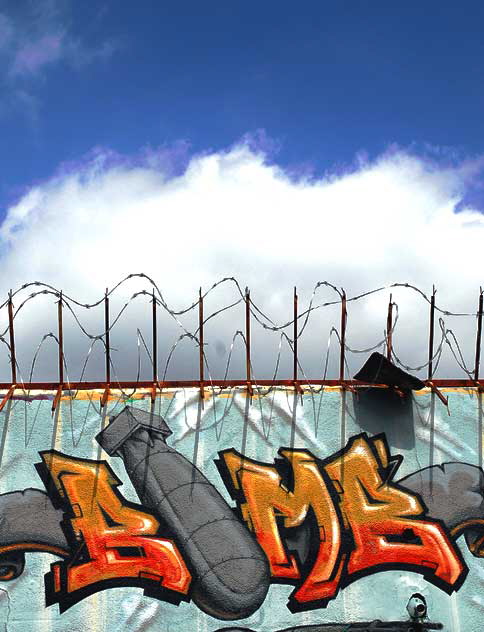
<box><xmin>151</xmin><ymin>384</ymin><xmax>157</xmax><ymax>403</ymax></box>
<box><xmin>52</xmin><ymin>385</ymin><xmax>63</xmax><ymax>413</ymax></box>
<box><xmin>426</xmin><ymin>380</ymin><xmax>449</xmax><ymax>407</ymax></box>
<box><xmin>100</xmin><ymin>388</ymin><xmax>110</xmax><ymax>408</ymax></box>
<box><xmin>0</xmin><ymin>385</ymin><xmax>15</xmax><ymax>412</ymax></box>
<box><xmin>341</xmin><ymin>380</ymin><xmax>357</xmax><ymax>394</ymax></box>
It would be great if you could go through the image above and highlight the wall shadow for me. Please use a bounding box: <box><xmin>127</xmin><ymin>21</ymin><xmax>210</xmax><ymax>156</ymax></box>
<box><xmin>352</xmin><ymin>388</ymin><xmax>416</xmax><ymax>450</ymax></box>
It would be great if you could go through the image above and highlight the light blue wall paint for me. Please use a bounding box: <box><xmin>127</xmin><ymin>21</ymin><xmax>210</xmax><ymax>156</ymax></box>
<box><xmin>0</xmin><ymin>387</ymin><xmax>481</xmax><ymax>632</ymax></box>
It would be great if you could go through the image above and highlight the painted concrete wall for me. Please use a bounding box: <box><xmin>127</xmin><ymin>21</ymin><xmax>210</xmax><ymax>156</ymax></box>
<box><xmin>0</xmin><ymin>385</ymin><xmax>482</xmax><ymax>631</ymax></box>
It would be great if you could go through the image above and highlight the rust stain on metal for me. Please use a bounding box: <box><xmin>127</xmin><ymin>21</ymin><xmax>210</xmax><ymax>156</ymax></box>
<box><xmin>425</xmin><ymin>380</ymin><xmax>449</xmax><ymax>407</ymax></box>
<box><xmin>0</xmin><ymin>385</ymin><xmax>15</xmax><ymax>412</ymax></box>
<box><xmin>52</xmin><ymin>383</ymin><xmax>63</xmax><ymax>413</ymax></box>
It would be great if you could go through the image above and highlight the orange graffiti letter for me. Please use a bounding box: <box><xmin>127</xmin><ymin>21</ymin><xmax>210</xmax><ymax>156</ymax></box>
<box><xmin>40</xmin><ymin>451</ymin><xmax>191</xmax><ymax>608</ymax></box>
<box><xmin>324</xmin><ymin>435</ymin><xmax>465</xmax><ymax>590</ymax></box>
<box><xmin>221</xmin><ymin>449</ymin><xmax>344</xmax><ymax>603</ymax></box>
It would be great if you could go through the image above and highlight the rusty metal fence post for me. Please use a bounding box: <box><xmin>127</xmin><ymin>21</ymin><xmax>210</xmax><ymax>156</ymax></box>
<box><xmin>426</xmin><ymin>286</ymin><xmax>447</xmax><ymax>406</ymax></box>
<box><xmin>199</xmin><ymin>288</ymin><xmax>204</xmax><ymax>401</ymax></box>
<box><xmin>101</xmin><ymin>288</ymin><xmax>110</xmax><ymax>407</ymax></box>
<box><xmin>386</xmin><ymin>293</ymin><xmax>393</xmax><ymax>361</ymax></box>
<box><xmin>339</xmin><ymin>290</ymin><xmax>347</xmax><ymax>384</ymax></box>
<box><xmin>245</xmin><ymin>288</ymin><xmax>252</xmax><ymax>396</ymax></box>
<box><xmin>8</xmin><ymin>291</ymin><xmax>16</xmax><ymax>385</ymax></box>
<box><xmin>0</xmin><ymin>291</ymin><xmax>17</xmax><ymax>411</ymax></box>
<box><xmin>475</xmin><ymin>288</ymin><xmax>483</xmax><ymax>384</ymax></box>
<box><xmin>151</xmin><ymin>289</ymin><xmax>158</xmax><ymax>402</ymax></box>
<box><xmin>293</xmin><ymin>287</ymin><xmax>298</xmax><ymax>384</ymax></box>
<box><xmin>52</xmin><ymin>291</ymin><xmax>64</xmax><ymax>413</ymax></box>
<box><xmin>428</xmin><ymin>286</ymin><xmax>436</xmax><ymax>381</ymax></box>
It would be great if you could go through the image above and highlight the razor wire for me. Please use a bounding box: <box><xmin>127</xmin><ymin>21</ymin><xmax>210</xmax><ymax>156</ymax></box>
<box><xmin>0</xmin><ymin>276</ymin><xmax>481</xmax><ymax>409</ymax></box>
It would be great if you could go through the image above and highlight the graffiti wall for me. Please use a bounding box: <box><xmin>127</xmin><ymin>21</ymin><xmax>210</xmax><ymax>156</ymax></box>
<box><xmin>0</xmin><ymin>384</ymin><xmax>483</xmax><ymax>631</ymax></box>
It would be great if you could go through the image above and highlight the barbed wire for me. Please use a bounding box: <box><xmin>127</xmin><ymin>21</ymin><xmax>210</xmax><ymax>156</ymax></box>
<box><xmin>0</xmin><ymin>276</ymin><xmax>481</xmax><ymax>392</ymax></box>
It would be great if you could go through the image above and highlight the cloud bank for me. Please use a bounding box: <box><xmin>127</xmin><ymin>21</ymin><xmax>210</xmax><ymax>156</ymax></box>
<box><xmin>0</xmin><ymin>140</ymin><xmax>483</xmax><ymax>382</ymax></box>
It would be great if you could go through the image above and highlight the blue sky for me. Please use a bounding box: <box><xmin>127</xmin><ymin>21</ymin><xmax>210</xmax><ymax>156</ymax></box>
<box><xmin>2</xmin><ymin>1</ymin><xmax>484</xmax><ymax>380</ymax></box>
<box><xmin>3</xmin><ymin>1</ymin><xmax>484</xmax><ymax>210</ymax></box>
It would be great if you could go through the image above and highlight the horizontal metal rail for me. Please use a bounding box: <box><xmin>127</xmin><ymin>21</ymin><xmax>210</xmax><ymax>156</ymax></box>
<box><xmin>0</xmin><ymin>378</ymin><xmax>481</xmax><ymax>391</ymax></box>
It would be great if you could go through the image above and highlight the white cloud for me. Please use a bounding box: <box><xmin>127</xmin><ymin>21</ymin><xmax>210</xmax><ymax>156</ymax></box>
<box><xmin>0</xmin><ymin>143</ymin><xmax>483</xmax><ymax>382</ymax></box>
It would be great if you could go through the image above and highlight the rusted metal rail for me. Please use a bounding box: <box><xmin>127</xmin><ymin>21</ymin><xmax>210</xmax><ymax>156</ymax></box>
<box><xmin>0</xmin><ymin>378</ymin><xmax>482</xmax><ymax>393</ymax></box>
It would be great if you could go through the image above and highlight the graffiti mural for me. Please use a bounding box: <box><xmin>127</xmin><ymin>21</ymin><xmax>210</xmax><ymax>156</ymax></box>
<box><xmin>1</xmin><ymin>392</ymin><xmax>484</xmax><ymax>631</ymax></box>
